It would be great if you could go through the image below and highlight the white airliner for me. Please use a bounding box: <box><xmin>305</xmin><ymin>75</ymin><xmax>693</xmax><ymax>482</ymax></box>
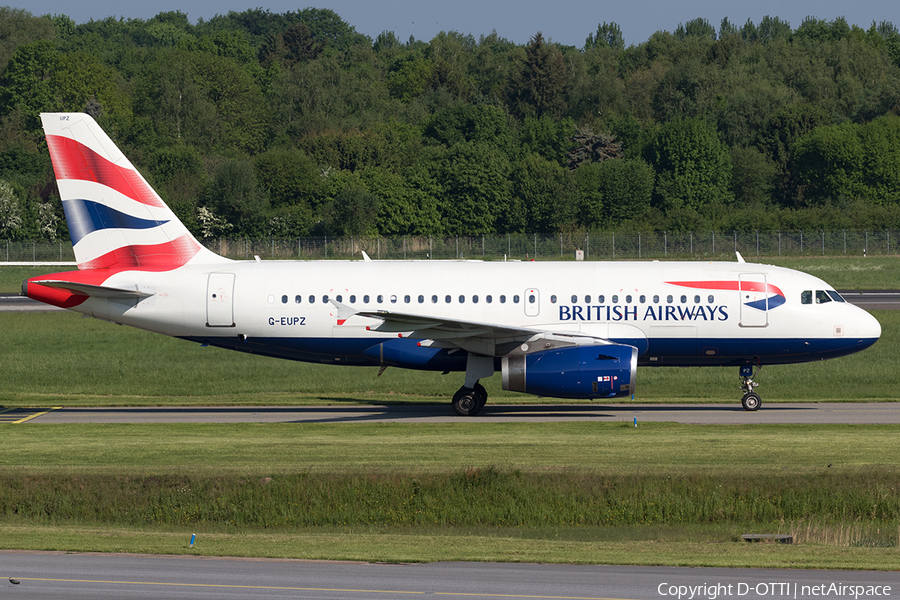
<box><xmin>24</xmin><ymin>113</ymin><xmax>882</xmax><ymax>415</ymax></box>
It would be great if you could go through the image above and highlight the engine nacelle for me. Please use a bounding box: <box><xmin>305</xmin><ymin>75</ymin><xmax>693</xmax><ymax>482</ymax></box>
<box><xmin>501</xmin><ymin>344</ymin><xmax>637</xmax><ymax>399</ymax></box>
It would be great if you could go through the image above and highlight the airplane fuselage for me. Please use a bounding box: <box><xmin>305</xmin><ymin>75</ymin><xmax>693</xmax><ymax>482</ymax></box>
<box><xmin>30</xmin><ymin>259</ymin><xmax>880</xmax><ymax>372</ymax></box>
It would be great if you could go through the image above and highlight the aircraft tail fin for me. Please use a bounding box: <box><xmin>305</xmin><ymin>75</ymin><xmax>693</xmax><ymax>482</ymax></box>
<box><xmin>40</xmin><ymin>113</ymin><xmax>228</xmax><ymax>271</ymax></box>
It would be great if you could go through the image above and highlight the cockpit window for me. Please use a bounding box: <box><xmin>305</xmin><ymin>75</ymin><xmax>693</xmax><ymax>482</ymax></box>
<box><xmin>826</xmin><ymin>290</ymin><xmax>846</xmax><ymax>303</ymax></box>
<box><xmin>801</xmin><ymin>290</ymin><xmax>812</xmax><ymax>305</ymax></box>
<box><xmin>815</xmin><ymin>290</ymin><xmax>831</xmax><ymax>304</ymax></box>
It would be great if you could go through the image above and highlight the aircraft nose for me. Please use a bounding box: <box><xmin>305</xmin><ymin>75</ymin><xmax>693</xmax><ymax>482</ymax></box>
<box><xmin>856</xmin><ymin>309</ymin><xmax>881</xmax><ymax>344</ymax></box>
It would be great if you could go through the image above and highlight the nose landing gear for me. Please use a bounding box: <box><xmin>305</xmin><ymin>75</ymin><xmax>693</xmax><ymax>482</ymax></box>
<box><xmin>740</xmin><ymin>364</ymin><xmax>761</xmax><ymax>411</ymax></box>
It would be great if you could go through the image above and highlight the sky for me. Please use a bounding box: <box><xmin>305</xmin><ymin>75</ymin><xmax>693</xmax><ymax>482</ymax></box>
<box><xmin>23</xmin><ymin>0</ymin><xmax>899</xmax><ymax>47</ymax></box>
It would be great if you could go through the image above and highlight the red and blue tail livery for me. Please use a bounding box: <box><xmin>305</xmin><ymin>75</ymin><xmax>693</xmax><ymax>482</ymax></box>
<box><xmin>24</xmin><ymin>113</ymin><xmax>881</xmax><ymax>415</ymax></box>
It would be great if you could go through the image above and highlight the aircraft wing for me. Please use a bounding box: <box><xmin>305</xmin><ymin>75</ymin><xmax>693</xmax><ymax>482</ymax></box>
<box><xmin>354</xmin><ymin>309</ymin><xmax>612</xmax><ymax>357</ymax></box>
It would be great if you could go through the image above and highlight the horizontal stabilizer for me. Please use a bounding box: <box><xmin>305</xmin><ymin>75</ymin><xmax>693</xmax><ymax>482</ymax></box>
<box><xmin>29</xmin><ymin>280</ymin><xmax>154</xmax><ymax>300</ymax></box>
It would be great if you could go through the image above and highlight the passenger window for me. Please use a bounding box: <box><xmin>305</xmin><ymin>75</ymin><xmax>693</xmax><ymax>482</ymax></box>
<box><xmin>612</xmin><ymin>295</ymin><xmax>619</xmax><ymax>303</ymax></box>
<box><xmin>639</xmin><ymin>295</ymin><xmax>646</xmax><ymax>303</ymax></box>
<box><xmin>486</xmin><ymin>295</ymin><xmax>493</xmax><ymax>304</ymax></box>
<box><xmin>336</xmin><ymin>295</ymin><xmax>343</xmax><ymax>302</ymax></box>
<box><xmin>322</xmin><ymin>295</ymin><xmax>329</xmax><ymax>303</ymax></box>
<box><xmin>390</xmin><ymin>295</ymin><xmax>398</xmax><ymax>304</ymax></box>
<box><xmin>445</xmin><ymin>295</ymin><xmax>452</xmax><ymax>303</ymax></box>
<box><xmin>801</xmin><ymin>291</ymin><xmax>812</xmax><ymax>305</ymax></box>
<box><xmin>694</xmin><ymin>295</ymin><xmax>700</xmax><ymax>303</ymax></box>
<box><xmin>680</xmin><ymin>295</ymin><xmax>687</xmax><ymax>303</ymax></box>
<box><xmin>815</xmin><ymin>290</ymin><xmax>831</xmax><ymax>304</ymax></box>
<box><xmin>377</xmin><ymin>295</ymin><xmax>384</xmax><ymax>303</ymax></box>
<box><xmin>281</xmin><ymin>295</ymin><xmax>288</xmax><ymax>304</ymax></box>
<box><xmin>667</xmin><ymin>295</ymin><xmax>673</xmax><ymax>303</ymax></box>
<box><xmin>550</xmin><ymin>295</ymin><xmax>557</xmax><ymax>303</ymax></box>
<box><xmin>598</xmin><ymin>295</ymin><xmax>605</xmax><ymax>303</ymax></box>
<box><xmin>403</xmin><ymin>295</ymin><xmax>410</xmax><ymax>303</ymax></box>
<box><xmin>350</xmin><ymin>295</ymin><xmax>356</xmax><ymax>303</ymax></box>
<box><xmin>431</xmin><ymin>295</ymin><xmax>438</xmax><ymax>303</ymax></box>
<box><xmin>309</xmin><ymin>295</ymin><xmax>315</xmax><ymax>304</ymax></box>
<box><xmin>473</xmin><ymin>295</ymin><xmax>479</xmax><ymax>304</ymax></box>
<box><xmin>459</xmin><ymin>295</ymin><xmax>465</xmax><ymax>304</ymax></box>
<box><xmin>708</xmin><ymin>295</ymin><xmax>714</xmax><ymax>303</ymax></box>
<box><xmin>585</xmin><ymin>295</ymin><xmax>591</xmax><ymax>303</ymax></box>
<box><xmin>500</xmin><ymin>295</ymin><xmax>507</xmax><ymax>303</ymax></box>
<box><xmin>625</xmin><ymin>295</ymin><xmax>632</xmax><ymax>303</ymax></box>
<box><xmin>363</xmin><ymin>295</ymin><xmax>370</xmax><ymax>304</ymax></box>
<box><xmin>653</xmin><ymin>295</ymin><xmax>659</xmax><ymax>303</ymax></box>
<box><xmin>513</xmin><ymin>295</ymin><xmax>520</xmax><ymax>303</ymax></box>
<box><xmin>294</xmin><ymin>295</ymin><xmax>302</xmax><ymax>304</ymax></box>
<box><xmin>571</xmin><ymin>295</ymin><xmax>577</xmax><ymax>303</ymax></box>
<box><xmin>528</xmin><ymin>294</ymin><xmax>535</xmax><ymax>303</ymax></box>
<box><xmin>418</xmin><ymin>295</ymin><xmax>424</xmax><ymax>303</ymax></box>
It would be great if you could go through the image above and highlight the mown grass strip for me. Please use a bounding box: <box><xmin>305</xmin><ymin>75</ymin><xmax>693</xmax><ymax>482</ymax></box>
<box><xmin>1</xmin><ymin>524</ymin><xmax>897</xmax><ymax>570</ymax></box>
<box><xmin>1</xmin><ymin>422</ymin><xmax>899</xmax><ymax>474</ymax></box>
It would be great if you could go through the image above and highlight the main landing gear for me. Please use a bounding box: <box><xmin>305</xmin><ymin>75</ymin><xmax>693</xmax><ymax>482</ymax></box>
<box><xmin>451</xmin><ymin>353</ymin><xmax>493</xmax><ymax>416</ymax></box>
<box><xmin>739</xmin><ymin>364</ymin><xmax>761</xmax><ymax>411</ymax></box>
<box><xmin>452</xmin><ymin>383</ymin><xmax>488</xmax><ymax>416</ymax></box>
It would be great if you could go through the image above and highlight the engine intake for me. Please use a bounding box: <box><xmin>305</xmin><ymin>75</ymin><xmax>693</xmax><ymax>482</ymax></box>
<box><xmin>501</xmin><ymin>344</ymin><xmax>637</xmax><ymax>399</ymax></box>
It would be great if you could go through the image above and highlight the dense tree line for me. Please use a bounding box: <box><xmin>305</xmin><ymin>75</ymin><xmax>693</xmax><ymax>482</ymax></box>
<box><xmin>0</xmin><ymin>6</ymin><xmax>899</xmax><ymax>241</ymax></box>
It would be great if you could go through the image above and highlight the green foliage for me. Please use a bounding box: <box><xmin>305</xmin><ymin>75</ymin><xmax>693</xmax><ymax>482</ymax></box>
<box><xmin>643</xmin><ymin>118</ymin><xmax>733</xmax><ymax>211</ymax></box>
<box><xmin>507</xmin><ymin>33</ymin><xmax>568</xmax><ymax>119</ymax></box>
<box><xmin>433</xmin><ymin>141</ymin><xmax>512</xmax><ymax>234</ymax></box>
<box><xmin>585</xmin><ymin>22</ymin><xmax>624</xmax><ymax>51</ymax></box>
<box><xmin>0</xmin><ymin>8</ymin><xmax>899</xmax><ymax>239</ymax></box>
<box><xmin>793</xmin><ymin>115</ymin><xmax>900</xmax><ymax>205</ymax></box>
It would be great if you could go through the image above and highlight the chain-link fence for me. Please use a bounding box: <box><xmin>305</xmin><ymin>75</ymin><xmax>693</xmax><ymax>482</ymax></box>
<box><xmin>3</xmin><ymin>230</ymin><xmax>897</xmax><ymax>263</ymax></box>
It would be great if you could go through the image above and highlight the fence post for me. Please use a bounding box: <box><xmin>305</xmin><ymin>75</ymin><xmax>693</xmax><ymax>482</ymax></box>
<box><xmin>664</xmin><ymin>231</ymin><xmax>667</xmax><ymax>258</ymax></box>
<box><xmin>821</xmin><ymin>230</ymin><xmax>824</xmax><ymax>255</ymax></box>
<box><xmin>324</xmin><ymin>235</ymin><xmax>327</xmax><ymax>259</ymax></box>
<box><xmin>733</xmin><ymin>230</ymin><xmax>737</xmax><ymax>254</ymax></box>
<box><xmin>638</xmin><ymin>232</ymin><xmax>641</xmax><ymax>259</ymax></box>
<box><xmin>612</xmin><ymin>232</ymin><xmax>615</xmax><ymax>260</ymax></box>
<box><xmin>756</xmin><ymin>230</ymin><xmax>759</xmax><ymax>256</ymax></box>
<box><xmin>778</xmin><ymin>231</ymin><xmax>781</xmax><ymax>256</ymax></box>
<box><xmin>711</xmin><ymin>231</ymin><xmax>715</xmax><ymax>255</ymax></box>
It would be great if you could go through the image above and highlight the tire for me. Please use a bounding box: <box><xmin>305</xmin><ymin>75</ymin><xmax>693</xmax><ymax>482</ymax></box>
<box><xmin>452</xmin><ymin>387</ymin><xmax>479</xmax><ymax>416</ymax></box>
<box><xmin>741</xmin><ymin>392</ymin><xmax>761</xmax><ymax>411</ymax></box>
<box><xmin>473</xmin><ymin>382</ymin><xmax>488</xmax><ymax>412</ymax></box>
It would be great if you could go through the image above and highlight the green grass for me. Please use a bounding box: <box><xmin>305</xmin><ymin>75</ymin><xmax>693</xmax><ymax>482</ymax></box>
<box><xmin>1</xmin><ymin>423</ymin><xmax>898</xmax><ymax>567</ymax></box>
<box><xmin>2</xmin><ymin>422</ymin><xmax>899</xmax><ymax>474</ymax></box>
<box><xmin>2</xmin><ymin>523</ymin><xmax>897</xmax><ymax>569</ymax></box>
<box><xmin>1</xmin><ymin>309</ymin><xmax>896</xmax><ymax>405</ymax></box>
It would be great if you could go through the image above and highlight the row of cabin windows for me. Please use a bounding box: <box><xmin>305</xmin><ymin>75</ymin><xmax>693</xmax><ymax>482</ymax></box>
<box><xmin>549</xmin><ymin>294</ymin><xmax>715</xmax><ymax>305</ymax></box>
<box><xmin>279</xmin><ymin>293</ymin><xmax>717</xmax><ymax>305</ymax></box>
<box><xmin>282</xmin><ymin>294</ymin><xmax>522</xmax><ymax>305</ymax></box>
<box><xmin>800</xmin><ymin>290</ymin><xmax>846</xmax><ymax>304</ymax></box>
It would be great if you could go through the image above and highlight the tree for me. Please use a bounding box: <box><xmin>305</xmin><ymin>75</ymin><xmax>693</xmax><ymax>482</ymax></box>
<box><xmin>573</xmin><ymin>158</ymin><xmax>654</xmax><ymax>226</ymax></box>
<box><xmin>202</xmin><ymin>158</ymin><xmax>269</xmax><ymax>236</ymax></box>
<box><xmin>432</xmin><ymin>141</ymin><xmax>511</xmax><ymax>234</ymax></box>
<box><xmin>507</xmin><ymin>32</ymin><xmax>568</xmax><ymax>119</ymax></box>
<box><xmin>0</xmin><ymin>179</ymin><xmax>23</xmax><ymax>239</ymax></box>
<box><xmin>585</xmin><ymin>22</ymin><xmax>624</xmax><ymax>51</ymax></box>
<box><xmin>675</xmin><ymin>18</ymin><xmax>716</xmax><ymax>41</ymax></box>
<box><xmin>511</xmin><ymin>153</ymin><xmax>578</xmax><ymax>232</ymax></box>
<box><xmin>643</xmin><ymin>118</ymin><xmax>733</xmax><ymax>211</ymax></box>
<box><xmin>793</xmin><ymin>115</ymin><xmax>900</xmax><ymax>205</ymax></box>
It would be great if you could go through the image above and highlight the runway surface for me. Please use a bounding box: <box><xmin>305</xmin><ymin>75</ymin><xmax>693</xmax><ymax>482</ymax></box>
<box><xmin>0</xmin><ymin>551</ymin><xmax>895</xmax><ymax>600</ymax></box>
<box><xmin>20</xmin><ymin>402</ymin><xmax>900</xmax><ymax>424</ymax></box>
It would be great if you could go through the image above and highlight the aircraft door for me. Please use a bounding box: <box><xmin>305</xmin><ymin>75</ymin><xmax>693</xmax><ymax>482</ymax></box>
<box><xmin>739</xmin><ymin>273</ymin><xmax>768</xmax><ymax>328</ymax></box>
<box><xmin>524</xmin><ymin>288</ymin><xmax>540</xmax><ymax>317</ymax></box>
<box><xmin>207</xmin><ymin>273</ymin><xmax>235</xmax><ymax>327</ymax></box>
